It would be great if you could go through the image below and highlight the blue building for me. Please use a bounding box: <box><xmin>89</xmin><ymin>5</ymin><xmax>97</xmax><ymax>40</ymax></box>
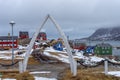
<box><xmin>85</xmin><ymin>46</ymin><xmax>95</xmax><ymax>55</ymax></box>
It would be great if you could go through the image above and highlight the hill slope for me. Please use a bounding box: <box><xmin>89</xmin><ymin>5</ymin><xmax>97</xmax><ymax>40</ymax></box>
<box><xmin>89</xmin><ymin>27</ymin><xmax>120</xmax><ymax>41</ymax></box>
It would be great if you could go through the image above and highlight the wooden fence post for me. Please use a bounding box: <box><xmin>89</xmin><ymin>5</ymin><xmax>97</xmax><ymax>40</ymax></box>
<box><xmin>104</xmin><ymin>59</ymin><xmax>108</xmax><ymax>75</ymax></box>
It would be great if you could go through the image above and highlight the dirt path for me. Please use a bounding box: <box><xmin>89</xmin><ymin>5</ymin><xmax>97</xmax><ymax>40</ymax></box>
<box><xmin>27</xmin><ymin>62</ymin><xmax>69</xmax><ymax>79</ymax></box>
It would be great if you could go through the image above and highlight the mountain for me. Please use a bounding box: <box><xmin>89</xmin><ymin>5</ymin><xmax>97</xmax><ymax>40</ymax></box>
<box><xmin>88</xmin><ymin>27</ymin><xmax>120</xmax><ymax>41</ymax></box>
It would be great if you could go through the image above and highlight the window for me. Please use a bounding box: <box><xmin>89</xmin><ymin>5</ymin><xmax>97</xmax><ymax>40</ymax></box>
<box><xmin>102</xmin><ymin>51</ymin><xmax>105</xmax><ymax>53</ymax></box>
<box><xmin>14</xmin><ymin>44</ymin><xmax>16</xmax><ymax>46</ymax></box>
<box><xmin>102</xmin><ymin>47</ymin><xmax>104</xmax><ymax>49</ymax></box>
<box><xmin>97</xmin><ymin>50</ymin><xmax>99</xmax><ymax>53</ymax></box>
<box><xmin>107</xmin><ymin>50</ymin><xmax>109</xmax><ymax>53</ymax></box>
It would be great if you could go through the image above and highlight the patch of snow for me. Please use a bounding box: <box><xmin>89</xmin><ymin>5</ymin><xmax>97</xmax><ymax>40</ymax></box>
<box><xmin>58</xmin><ymin>54</ymin><xmax>68</xmax><ymax>58</ymax></box>
<box><xmin>45</xmin><ymin>47</ymin><xmax>67</xmax><ymax>53</ymax></box>
<box><xmin>35</xmin><ymin>42</ymin><xmax>40</xmax><ymax>45</ymax></box>
<box><xmin>109</xmin><ymin>59</ymin><xmax>120</xmax><ymax>63</ymax></box>
<box><xmin>44</xmin><ymin>51</ymin><xmax>70</xmax><ymax>63</ymax></box>
<box><xmin>74</xmin><ymin>52</ymin><xmax>84</xmax><ymax>59</ymax></box>
<box><xmin>17</xmin><ymin>52</ymin><xmax>26</xmax><ymax>57</ymax></box>
<box><xmin>0</xmin><ymin>51</ymin><xmax>11</xmax><ymax>54</ymax></box>
<box><xmin>0</xmin><ymin>77</ymin><xmax>57</xmax><ymax>80</ymax></box>
<box><xmin>0</xmin><ymin>50</ymin><xmax>16</xmax><ymax>54</ymax></box>
<box><xmin>18</xmin><ymin>45</ymin><xmax>28</xmax><ymax>50</ymax></box>
<box><xmin>42</xmin><ymin>42</ymin><xmax>47</xmax><ymax>45</ymax></box>
<box><xmin>1</xmin><ymin>57</ymin><xmax>12</xmax><ymax>60</ymax></box>
<box><xmin>0</xmin><ymin>49</ymin><xmax>21</xmax><ymax>55</ymax></box>
<box><xmin>44</xmin><ymin>47</ymin><xmax>105</xmax><ymax>65</ymax></box>
<box><xmin>108</xmin><ymin>71</ymin><xmax>120</xmax><ymax>77</ymax></box>
<box><xmin>90</xmin><ymin>56</ymin><xmax>104</xmax><ymax>62</ymax></box>
<box><xmin>30</xmin><ymin>71</ymin><xmax>51</xmax><ymax>74</ymax></box>
<box><xmin>0</xmin><ymin>45</ymin><xmax>106</xmax><ymax>66</ymax></box>
<box><xmin>34</xmin><ymin>77</ymin><xmax>57</xmax><ymax>80</ymax></box>
<box><xmin>81</xmin><ymin>56</ymin><xmax>104</xmax><ymax>65</ymax></box>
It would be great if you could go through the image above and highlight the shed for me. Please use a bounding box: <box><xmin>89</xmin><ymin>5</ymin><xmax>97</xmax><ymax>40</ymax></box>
<box><xmin>94</xmin><ymin>43</ymin><xmax>112</xmax><ymax>55</ymax></box>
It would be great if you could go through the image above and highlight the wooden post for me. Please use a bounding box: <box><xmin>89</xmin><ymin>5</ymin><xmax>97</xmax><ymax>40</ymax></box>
<box><xmin>73</xmin><ymin>60</ymin><xmax>77</xmax><ymax>76</ymax></box>
<box><xmin>19</xmin><ymin>61</ymin><xmax>23</xmax><ymax>73</ymax></box>
<box><xmin>104</xmin><ymin>59</ymin><xmax>108</xmax><ymax>75</ymax></box>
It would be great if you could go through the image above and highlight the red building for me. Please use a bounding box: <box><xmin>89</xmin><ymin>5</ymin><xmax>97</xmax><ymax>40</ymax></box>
<box><xmin>70</xmin><ymin>40</ymin><xmax>86</xmax><ymax>50</ymax></box>
<box><xmin>36</xmin><ymin>32</ymin><xmax>47</xmax><ymax>41</ymax></box>
<box><xmin>19</xmin><ymin>31</ymin><xmax>29</xmax><ymax>39</ymax></box>
<box><xmin>0</xmin><ymin>36</ymin><xmax>18</xmax><ymax>50</ymax></box>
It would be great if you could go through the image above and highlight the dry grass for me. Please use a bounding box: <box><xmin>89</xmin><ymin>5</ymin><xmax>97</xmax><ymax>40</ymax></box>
<box><xmin>15</xmin><ymin>71</ymin><xmax>34</xmax><ymax>80</ymax></box>
<box><xmin>0</xmin><ymin>59</ymin><xmax>20</xmax><ymax>64</ymax></box>
<box><xmin>1</xmin><ymin>71</ymin><xmax>34</xmax><ymax>80</ymax></box>
<box><xmin>27</xmin><ymin>56</ymin><xmax>40</xmax><ymax>65</ymax></box>
<box><xmin>2</xmin><ymin>53</ymin><xmax>11</xmax><ymax>56</ymax></box>
<box><xmin>0</xmin><ymin>69</ymin><xmax>19</xmax><ymax>74</ymax></box>
<box><xmin>49</xmin><ymin>52</ymin><xmax>68</xmax><ymax>57</ymax></box>
<box><xmin>0</xmin><ymin>55</ymin><xmax>39</xmax><ymax>65</ymax></box>
<box><xmin>0</xmin><ymin>69</ymin><xmax>19</xmax><ymax>79</ymax></box>
<box><xmin>59</xmin><ymin>67</ymin><xmax>120</xmax><ymax>80</ymax></box>
<box><xmin>1</xmin><ymin>73</ymin><xmax>16</xmax><ymax>79</ymax></box>
<box><xmin>49</xmin><ymin>52</ymin><xmax>62</xmax><ymax>57</ymax></box>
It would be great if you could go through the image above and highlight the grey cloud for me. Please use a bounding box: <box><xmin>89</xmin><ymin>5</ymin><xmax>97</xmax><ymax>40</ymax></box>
<box><xmin>0</xmin><ymin>0</ymin><xmax>120</xmax><ymax>39</ymax></box>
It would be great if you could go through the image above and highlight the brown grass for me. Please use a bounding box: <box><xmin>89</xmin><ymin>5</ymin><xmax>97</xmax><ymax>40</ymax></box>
<box><xmin>49</xmin><ymin>52</ymin><xmax>68</xmax><ymax>57</ymax></box>
<box><xmin>59</xmin><ymin>68</ymin><xmax>120</xmax><ymax>80</ymax></box>
<box><xmin>1</xmin><ymin>71</ymin><xmax>34</xmax><ymax>80</ymax></box>
<box><xmin>49</xmin><ymin>52</ymin><xmax>62</xmax><ymax>57</ymax></box>
<box><xmin>27</xmin><ymin>56</ymin><xmax>40</xmax><ymax>65</ymax></box>
<box><xmin>0</xmin><ymin>69</ymin><xmax>19</xmax><ymax>74</ymax></box>
<box><xmin>2</xmin><ymin>73</ymin><xmax>17</xmax><ymax>79</ymax></box>
<box><xmin>2</xmin><ymin>53</ymin><xmax>11</xmax><ymax>56</ymax></box>
<box><xmin>15</xmin><ymin>71</ymin><xmax>34</xmax><ymax>80</ymax></box>
<box><xmin>0</xmin><ymin>59</ymin><xmax>20</xmax><ymax>64</ymax></box>
<box><xmin>0</xmin><ymin>55</ymin><xmax>39</xmax><ymax>65</ymax></box>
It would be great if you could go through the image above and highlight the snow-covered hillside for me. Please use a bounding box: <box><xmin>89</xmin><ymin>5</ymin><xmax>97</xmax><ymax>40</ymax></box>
<box><xmin>89</xmin><ymin>27</ymin><xmax>120</xmax><ymax>41</ymax></box>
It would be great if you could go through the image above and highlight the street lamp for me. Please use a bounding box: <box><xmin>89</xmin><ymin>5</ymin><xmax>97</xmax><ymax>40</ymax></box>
<box><xmin>9</xmin><ymin>21</ymin><xmax>15</xmax><ymax>64</ymax></box>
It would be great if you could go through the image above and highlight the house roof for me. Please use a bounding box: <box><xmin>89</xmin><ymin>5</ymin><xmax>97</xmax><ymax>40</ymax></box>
<box><xmin>19</xmin><ymin>31</ymin><xmax>29</xmax><ymax>35</ymax></box>
<box><xmin>96</xmin><ymin>43</ymin><xmax>112</xmax><ymax>47</ymax></box>
<box><xmin>0</xmin><ymin>36</ymin><xmax>18</xmax><ymax>40</ymax></box>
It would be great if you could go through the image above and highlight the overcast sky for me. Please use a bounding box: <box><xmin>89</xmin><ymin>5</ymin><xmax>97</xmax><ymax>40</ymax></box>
<box><xmin>0</xmin><ymin>0</ymin><xmax>120</xmax><ymax>39</ymax></box>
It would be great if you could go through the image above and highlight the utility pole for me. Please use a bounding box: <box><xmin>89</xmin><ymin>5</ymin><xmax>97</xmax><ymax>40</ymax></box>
<box><xmin>9</xmin><ymin>21</ymin><xmax>15</xmax><ymax>64</ymax></box>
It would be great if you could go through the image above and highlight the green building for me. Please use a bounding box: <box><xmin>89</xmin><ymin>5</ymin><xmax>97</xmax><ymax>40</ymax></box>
<box><xmin>94</xmin><ymin>43</ymin><xmax>112</xmax><ymax>55</ymax></box>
